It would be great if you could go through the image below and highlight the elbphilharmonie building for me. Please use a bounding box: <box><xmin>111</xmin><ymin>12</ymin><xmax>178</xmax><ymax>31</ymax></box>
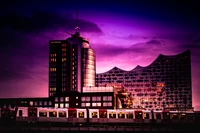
<box><xmin>96</xmin><ymin>50</ymin><xmax>193</xmax><ymax>111</ymax></box>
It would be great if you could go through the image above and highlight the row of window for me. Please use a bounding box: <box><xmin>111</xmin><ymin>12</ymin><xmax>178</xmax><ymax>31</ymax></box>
<box><xmin>55</xmin><ymin>97</ymin><xmax>71</xmax><ymax>102</ymax></box>
<box><xmin>50</xmin><ymin>58</ymin><xmax>56</xmax><ymax>62</ymax></box>
<box><xmin>50</xmin><ymin>54</ymin><xmax>56</xmax><ymax>57</ymax></box>
<box><xmin>55</xmin><ymin>103</ymin><xmax>69</xmax><ymax>108</ymax></box>
<box><xmin>49</xmin><ymin>87</ymin><xmax>56</xmax><ymax>91</ymax></box>
<box><xmin>81</xmin><ymin>96</ymin><xmax>112</xmax><ymax>102</ymax></box>
<box><xmin>50</xmin><ymin>68</ymin><xmax>56</xmax><ymax>72</ymax></box>
<box><xmin>81</xmin><ymin>102</ymin><xmax>112</xmax><ymax>107</ymax></box>
<box><xmin>33</xmin><ymin>101</ymin><xmax>52</xmax><ymax>106</ymax></box>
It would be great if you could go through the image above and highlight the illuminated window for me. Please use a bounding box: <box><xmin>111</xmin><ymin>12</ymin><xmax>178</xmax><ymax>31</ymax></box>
<box><xmin>126</xmin><ymin>113</ymin><xmax>133</xmax><ymax>119</ymax></box>
<box><xmin>62</xmin><ymin>58</ymin><xmax>66</xmax><ymax>62</ymax></box>
<box><xmin>76</xmin><ymin>103</ymin><xmax>78</xmax><ymax>106</ymax></box>
<box><xmin>92</xmin><ymin>112</ymin><xmax>97</xmax><ymax>118</ymax></box>
<box><xmin>49</xmin><ymin>111</ymin><xmax>57</xmax><ymax>117</ymax></box>
<box><xmin>50</xmin><ymin>87</ymin><xmax>56</xmax><ymax>91</ymax></box>
<box><xmin>76</xmin><ymin>97</ymin><xmax>78</xmax><ymax>99</ymax></box>
<box><xmin>59</xmin><ymin>111</ymin><xmax>66</xmax><ymax>117</ymax></box>
<box><xmin>50</xmin><ymin>68</ymin><xmax>56</xmax><ymax>72</ymax></box>
<box><xmin>39</xmin><ymin>101</ymin><xmax>42</xmax><ymax>106</ymax></box>
<box><xmin>109</xmin><ymin>112</ymin><xmax>116</xmax><ymax>118</ymax></box>
<box><xmin>118</xmin><ymin>112</ymin><xmax>125</xmax><ymax>118</ymax></box>
<box><xmin>50</xmin><ymin>53</ymin><xmax>56</xmax><ymax>57</ymax></box>
<box><xmin>50</xmin><ymin>58</ymin><xmax>56</xmax><ymax>62</ymax></box>
<box><xmin>60</xmin><ymin>103</ymin><xmax>64</xmax><ymax>108</ymax></box>
<box><xmin>65</xmin><ymin>103</ymin><xmax>69</xmax><ymax>108</ymax></box>
<box><xmin>39</xmin><ymin>111</ymin><xmax>47</xmax><ymax>117</ymax></box>
<box><xmin>30</xmin><ymin>101</ymin><xmax>33</xmax><ymax>106</ymax></box>
<box><xmin>92</xmin><ymin>103</ymin><xmax>96</xmax><ymax>106</ymax></box>
<box><xmin>49</xmin><ymin>101</ymin><xmax>52</xmax><ymax>106</ymax></box>
<box><xmin>78</xmin><ymin>112</ymin><xmax>84</xmax><ymax>118</ymax></box>
<box><xmin>96</xmin><ymin>103</ymin><xmax>101</xmax><ymax>106</ymax></box>
<box><xmin>65</xmin><ymin>97</ymin><xmax>69</xmax><ymax>101</ymax></box>
<box><xmin>86</xmin><ymin>103</ymin><xmax>90</xmax><ymax>107</ymax></box>
<box><xmin>144</xmin><ymin>113</ymin><xmax>149</xmax><ymax>119</ymax></box>
<box><xmin>55</xmin><ymin>103</ymin><xmax>58</xmax><ymax>108</ymax></box>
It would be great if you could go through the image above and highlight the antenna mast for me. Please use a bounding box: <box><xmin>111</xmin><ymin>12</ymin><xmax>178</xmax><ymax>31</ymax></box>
<box><xmin>75</xmin><ymin>9</ymin><xmax>80</xmax><ymax>33</ymax></box>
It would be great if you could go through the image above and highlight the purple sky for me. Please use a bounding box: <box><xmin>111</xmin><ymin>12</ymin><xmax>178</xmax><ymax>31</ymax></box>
<box><xmin>0</xmin><ymin>0</ymin><xmax>200</xmax><ymax>110</ymax></box>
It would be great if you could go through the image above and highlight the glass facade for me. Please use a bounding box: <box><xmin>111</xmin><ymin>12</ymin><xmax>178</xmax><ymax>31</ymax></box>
<box><xmin>96</xmin><ymin>50</ymin><xmax>192</xmax><ymax>111</ymax></box>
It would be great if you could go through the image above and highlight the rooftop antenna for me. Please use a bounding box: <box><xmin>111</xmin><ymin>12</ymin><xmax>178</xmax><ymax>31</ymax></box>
<box><xmin>75</xmin><ymin>8</ymin><xmax>80</xmax><ymax>33</ymax></box>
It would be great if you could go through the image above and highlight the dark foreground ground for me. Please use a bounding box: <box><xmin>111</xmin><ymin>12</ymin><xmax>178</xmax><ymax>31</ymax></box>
<box><xmin>0</xmin><ymin>121</ymin><xmax>200</xmax><ymax>132</ymax></box>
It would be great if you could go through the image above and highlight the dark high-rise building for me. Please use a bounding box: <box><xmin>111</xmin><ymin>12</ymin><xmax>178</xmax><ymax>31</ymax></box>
<box><xmin>96</xmin><ymin>50</ymin><xmax>193</xmax><ymax>111</ymax></box>
<box><xmin>49</xmin><ymin>31</ymin><xmax>96</xmax><ymax>97</ymax></box>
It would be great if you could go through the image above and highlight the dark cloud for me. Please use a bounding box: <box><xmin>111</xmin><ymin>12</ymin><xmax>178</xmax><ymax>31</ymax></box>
<box><xmin>0</xmin><ymin>10</ymin><xmax>103</xmax><ymax>81</ymax></box>
<box><xmin>0</xmin><ymin>10</ymin><xmax>103</xmax><ymax>34</ymax></box>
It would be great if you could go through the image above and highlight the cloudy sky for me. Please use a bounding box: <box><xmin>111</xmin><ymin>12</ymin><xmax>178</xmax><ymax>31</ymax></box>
<box><xmin>0</xmin><ymin>0</ymin><xmax>200</xmax><ymax>110</ymax></box>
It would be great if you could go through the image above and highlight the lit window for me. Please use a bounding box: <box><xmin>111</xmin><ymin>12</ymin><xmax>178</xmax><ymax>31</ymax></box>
<box><xmin>65</xmin><ymin>97</ymin><xmax>69</xmax><ymax>102</ymax></box>
<box><xmin>30</xmin><ymin>101</ymin><xmax>33</xmax><ymax>106</ymax></box>
<box><xmin>76</xmin><ymin>103</ymin><xmax>78</xmax><ymax>106</ymax></box>
<box><xmin>76</xmin><ymin>97</ymin><xmax>78</xmax><ymax>99</ymax></box>
<box><xmin>55</xmin><ymin>103</ymin><xmax>58</xmax><ymax>108</ymax></box>
<box><xmin>96</xmin><ymin>103</ymin><xmax>101</xmax><ymax>106</ymax></box>
<box><xmin>39</xmin><ymin>101</ymin><xmax>42</xmax><ymax>106</ymax></box>
<box><xmin>62</xmin><ymin>58</ymin><xmax>66</xmax><ymax>62</ymax></box>
<box><xmin>60</xmin><ymin>103</ymin><xmax>64</xmax><ymax>108</ymax></box>
<box><xmin>50</xmin><ymin>58</ymin><xmax>56</xmax><ymax>62</ymax></box>
<box><xmin>50</xmin><ymin>68</ymin><xmax>56</xmax><ymax>72</ymax></box>
<box><xmin>86</xmin><ymin>103</ymin><xmax>90</xmax><ymax>107</ymax></box>
<box><xmin>92</xmin><ymin>103</ymin><xmax>96</xmax><ymax>106</ymax></box>
<box><xmin>65</xmin><ymin>103</ymin><xmax>69</xmax><ymax>108</ymax></box>
<box><xmin>49</xmin><ymin>101</ymin><xmax>52</xmax><ymax>106</ymax></box>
